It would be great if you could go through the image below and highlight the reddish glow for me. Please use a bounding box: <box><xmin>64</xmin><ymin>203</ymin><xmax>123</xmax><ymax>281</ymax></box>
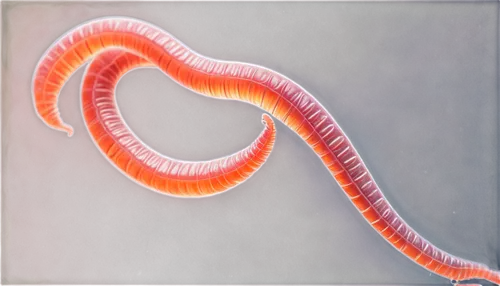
<box><xmin>32</xmin><ymin>17</ymin><xmax>499</xmax><ymax>284</ymax></box>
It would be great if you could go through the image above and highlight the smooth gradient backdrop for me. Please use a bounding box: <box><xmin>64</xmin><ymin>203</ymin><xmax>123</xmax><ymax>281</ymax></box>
<box><xmin>2</xmin><ymin>2</ymin><xmax>498</xmax><ymax>285</ymax></box>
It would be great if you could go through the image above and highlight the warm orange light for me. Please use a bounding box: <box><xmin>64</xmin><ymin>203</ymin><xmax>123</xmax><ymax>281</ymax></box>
<box><xmin>32</xmin><ymin>17</ymin><xmax>500</xmax><ymax>285</ymax></box>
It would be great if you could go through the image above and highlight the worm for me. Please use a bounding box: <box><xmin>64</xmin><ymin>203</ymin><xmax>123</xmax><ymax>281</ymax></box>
<box><xmin>32</xmin><ymin>17</ymin><xmax>499</xmax><ymax>285</ymax></box>
<box><xmin>80</xmin><ymin>49</ymin><xmax>276</xmax><ymax>196</ymax></box>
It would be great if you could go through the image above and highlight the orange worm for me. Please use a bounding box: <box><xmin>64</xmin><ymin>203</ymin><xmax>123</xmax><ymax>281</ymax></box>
<box><xmin>80</xmin><ymin>49</ymin><xmax>275</xmax><ymax>196</ymax></box>
<box><xmin>32</xmin><ymin>17</ymin><xmax>499</xmax><ymax>285</ymax></box>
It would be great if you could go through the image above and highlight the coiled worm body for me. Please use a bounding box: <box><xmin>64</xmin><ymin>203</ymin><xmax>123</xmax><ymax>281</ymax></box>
<box><xmin>32</xmin><ymin>17</ymin><xmax>499</xmax><ymax>285</ymax></box>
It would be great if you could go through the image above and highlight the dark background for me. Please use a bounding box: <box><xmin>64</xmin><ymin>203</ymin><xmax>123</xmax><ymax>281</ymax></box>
<box><xmin>2</xmin><ymin>2</ymin><xmax>498</xmax><ymax>285</ymax></box>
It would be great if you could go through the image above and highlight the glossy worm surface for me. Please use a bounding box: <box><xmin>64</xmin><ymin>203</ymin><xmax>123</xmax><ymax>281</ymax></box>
<box><xmin>32</xmin><ymin>17</ymin><xmax>499</xmax><ymax>285</ymax></box>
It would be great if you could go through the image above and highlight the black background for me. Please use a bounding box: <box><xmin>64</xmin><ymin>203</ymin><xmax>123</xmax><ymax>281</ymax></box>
<box><xmin>2</xmin><ymin>2</ymin><xmax>500</xmax><ymax>284</ymax></box>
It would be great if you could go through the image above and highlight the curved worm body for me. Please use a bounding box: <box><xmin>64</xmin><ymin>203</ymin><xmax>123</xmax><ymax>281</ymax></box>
<box><xmin>32</xmin><ymin>17</ymin><xmax>499</xmax><ymax>284</ymax></box>
<box><xmin>80</xmin><ymin>49</ymin><xmax>275</xmax><ymax>196</ymax></box>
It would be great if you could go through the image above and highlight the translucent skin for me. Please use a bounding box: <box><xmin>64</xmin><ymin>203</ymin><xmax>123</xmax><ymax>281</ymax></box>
<box><xmin>32</xmin><ymin>17</ymin><xmax>499</xmax><ymax>284</ymax></box>
<box><xmin>80</xmin><ymin>49</ymin><xmax>276</xmax><ymax>196</ymax></box>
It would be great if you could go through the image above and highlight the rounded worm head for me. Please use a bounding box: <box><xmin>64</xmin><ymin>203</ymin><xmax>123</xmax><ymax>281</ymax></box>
<box><xmin>261</xmin><ymin>113</ymin><xmax>274</xmax><ymax>128</ymax></box>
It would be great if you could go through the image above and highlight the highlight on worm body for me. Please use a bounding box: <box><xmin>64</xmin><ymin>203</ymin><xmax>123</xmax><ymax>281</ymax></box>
<box><xmin>32</xmin><ymin>17</ymin><xmax>500</xmax><ymax>285</ymax></box>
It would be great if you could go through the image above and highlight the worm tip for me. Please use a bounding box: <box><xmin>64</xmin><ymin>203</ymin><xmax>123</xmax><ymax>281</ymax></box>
<box><xmin>261</xmin><ymin>113</ymin><xmax>274</xmax><ymax>127</ymax></box>
<box><xmin>62</xmin><ymin>124</ymin><xmax>74</xmax><ymax>137</ymax></box>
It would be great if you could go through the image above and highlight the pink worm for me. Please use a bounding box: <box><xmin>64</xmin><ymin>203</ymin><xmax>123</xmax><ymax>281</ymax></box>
<box><xmin>32</xmin><ymin>17</ymin><xmax>499</xmax><ymax>285</ymax></box>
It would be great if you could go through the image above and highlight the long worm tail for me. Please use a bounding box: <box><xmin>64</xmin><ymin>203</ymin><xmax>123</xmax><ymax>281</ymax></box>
<box><xmin>32</xmin><ymin>17</ymin><xmax>500</xmax><ymax>284</ymax></box>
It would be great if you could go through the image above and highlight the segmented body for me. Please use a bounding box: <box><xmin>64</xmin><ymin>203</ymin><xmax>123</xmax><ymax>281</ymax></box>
<box><xmin>32</xmin><ymin>17</ymin><xmax>500</xmax><ymax>284</ymax></box>
<box><xmin>81</xmin><ymin>49</ymin><xmax>275</xmax><ymax>196</ymax></box>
